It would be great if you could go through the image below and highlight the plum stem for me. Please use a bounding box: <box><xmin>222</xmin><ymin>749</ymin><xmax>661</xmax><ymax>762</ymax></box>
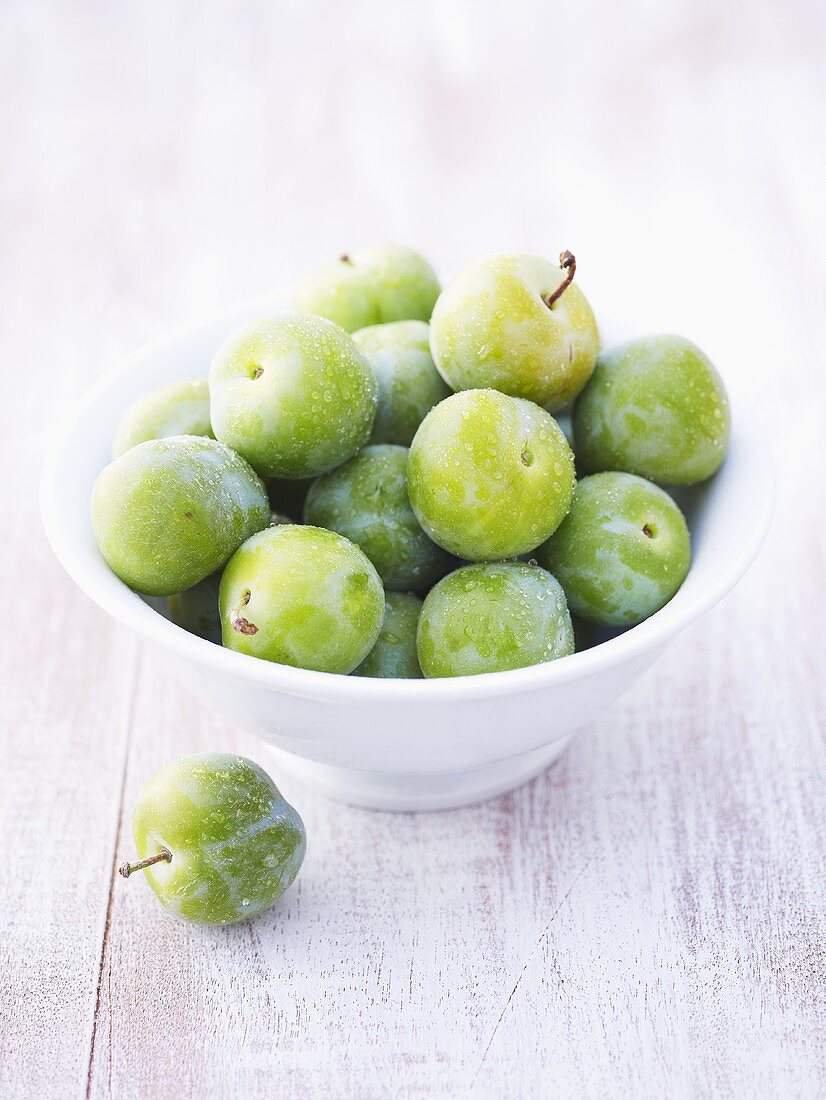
<box><xmin>231</xmin><ymin>589</ymin><xmax>259</xmax><ymax>635</ymax></box>
<box><xmin>542</xmin><ymin>251</ymin><xmax>576</xmax><ymax>309</ymax></box>
<box><xmin>119</xmin><ymin>848</ymin><xmax>172</xmax><ymax>879</ymax></box>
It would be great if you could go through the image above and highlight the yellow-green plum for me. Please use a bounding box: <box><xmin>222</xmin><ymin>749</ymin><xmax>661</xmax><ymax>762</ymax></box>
<box><xmin>429</xmin><ymin>252</ymin><xmax>599</xmax><ymax>411</ymax></box>
<box><xmin>354</xmin><ymin>592</ymin><xmax>423</xmax><ymax>678</ymax></box>
<box><xmin>168</xmin><ymin>572</ymin><xmax>222</xmax><ymax>644</ymax></box>
<box><xmin>417</xmin><ymin>562</ymin><xmax>574</xmax><ymax>678</ymax></box>
<box><xmin>219</xmin><ymin>525</ymin><xmax>385</xmax><ymax>673</ymax></box>
<box><xmin>124</xmin><ymin>754</ymin><xmax>305</xmax><ymax>925</ymax></box>
<box><xmin>407</xmin><ymin>389</ymin><xmax>575</xmax><ymax>561</ymax></box>
<box><xmin>537</xmin><ymin>472</ymin><xmax>691</xmax><ymax>626</ymax></box>
<box><xmin>352</xmin><ymin>321</ymin><xmax>452</xmax><ymax>445</ymax></box>
<box><xmin>92</xmin><ymin>436</ymin><xmax>270</xmax><ymax>596</ymax></box>
<box><xmin>293</xmin><ymin>245</ymin><xmax>441</xmax><ymax>332</ymax></box>
<box><xmin>113</xmin><ymin>378</ymin><xmax>213</xmax><ymax>457</ymax></box>
<box><xmin>209</xmin><ymin>314</ymin><xmax>377</xmax><ymax>478</ymax></box>
<box><xmin>573</xmin><ymin>335</ymin><xmax>730</xmax><ymax>484</ymax></box>
<box><xmin>304</xmin><ymin>445</ymin><xmax>453</xmax><ymax>591</ymax></box>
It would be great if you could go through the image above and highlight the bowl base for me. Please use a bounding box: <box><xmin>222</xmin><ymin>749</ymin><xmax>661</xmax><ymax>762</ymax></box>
<box><xmin>262</xmin><ymin>736</ymin><xmax>573</xmax><ymax>812</ymax></box>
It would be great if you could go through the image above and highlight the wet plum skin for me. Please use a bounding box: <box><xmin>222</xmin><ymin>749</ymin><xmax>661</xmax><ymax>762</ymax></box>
<box><xmin>113</xmin><ymin>378</ymin><xmax>214</xmax><ymax>457</ymax></box>
<box><xmin>572</xmin><ymin>335</ymin><xmax>730</xmax><ymax>485</ymax></box>
<box><xmin>304</xmin><ymin>444</ymin><xmax>454</xmax><ymax>592</ymax></box>
<box><xmin>91</xmin><ymin>435</ymin><xmax>270</xmax><ymax>597</ymax></box>
<box><xmin>407</xmin><ymin>389</ymin><xmax>575</xmax><ymax>562</ymax></box>
<box><xmin>209</xmin><ymin>313</ymin><xmax>377</xmax><ymax>479</ymax></box>
<box><xmin>537</xmin><ymin>471</ymin><xmax>691</xmax><ymax>626</ymax></box>
<box><xmin>417</xmin><ymin>561</ymin><xmax>574</xmax><ymax>678</ymax></box>
<box><xmin>293</xmin><ymin>245</ymin><xmax>441</xmax><ymax>333</ymax></box>
<box><xmin>352</xmin><ymin>320</ymin><xmax>451</xmax><ymax>446</ymax></box>
<box><xmin>429</xmin><ymin>253</ymin><xmax>600</xmax><ymax>412</ymax></box>
<box><xmin>131</xmin><ymin>753</ymin><xmax>306</xmax><ymax>926</ymax></box>
<box><xmin>219</xmin><ymin>525</ymin><xmax>385</xmax><ymax>675</ymax></box>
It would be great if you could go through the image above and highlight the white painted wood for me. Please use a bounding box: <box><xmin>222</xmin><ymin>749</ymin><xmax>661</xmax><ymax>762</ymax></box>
<box><xmin>1</xmin><ymin>0</ymin><xmax>825</xmax><ymax>1096</ymax></box>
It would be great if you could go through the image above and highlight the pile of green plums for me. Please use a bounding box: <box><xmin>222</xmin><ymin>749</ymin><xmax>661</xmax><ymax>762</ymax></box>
<box><xmin>93</xmin><ymin>245</ymin><xmax>730</xmax><ymax>681</ymax></box>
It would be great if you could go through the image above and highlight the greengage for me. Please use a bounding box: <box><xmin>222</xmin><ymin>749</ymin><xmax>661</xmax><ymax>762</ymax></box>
<box><xmin>537</xmin><ymin>471</ymin><xmax>691</xmax><ymax>625</ymax></box>
<box><xmin>304</xmin><ymin>444</ymin><xmax>453</xmax><ymax>591</ymax></box>
<box><xmin>352</xmin><ymin>321</ymin><xmax>451</xmax><ymax>445</ymax></box>
<box><xmin>573</xmin><ymin>335</ymin><xmax>730</xmax><ymax>484</ymax></box>
<box><xmin>209</xmin><ymin>313</ymin><xmax>377</xmax><ymax>478</ymax></box>
<box><xmin>91</xmin><ymin>436</ymin><xmax>270</xmax><ymax>596</ymax></box>
<box><xmin>121</xmin><ymin>753</ymin><xmax>305</xmax><ymax>925</ymax></box>
<box><xmin>429</xmin><ymin>252</ymin><xmax>599</xmax><ymax>411</ymax></box>
<box><xmin>417</xmin><ymin>562</ymin><xmax>574</xmax><ymax>678</ymax></box>
<box><xmin>219</xmin><ymin>525</ymin><xmax>385</xmax><ymax>673</ymax></box>
<box><xmin>407</xmin><ymin>389</ymin><xmax>575</xmax><ymax>561</ymax></box>
<box><xmin>354</xmin><ymin>592</ymin><xmax>423</xmax><ymax>678</ymax></box>
<box><xmin>294</xmin><ymin>245</ymin><xmax>440</xmax><ymax>332</ymax></box>
<box><xmin>113</xmin><ymin>378</ymin><xmax>213</xmax><ymax>457</ymax></box>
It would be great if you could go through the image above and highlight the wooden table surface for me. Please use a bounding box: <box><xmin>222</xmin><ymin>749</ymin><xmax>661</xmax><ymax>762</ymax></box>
<box><xmin>2</xmin><ymin>2</ymin><xmax>824</xmax><ymax>1096</ymax></box>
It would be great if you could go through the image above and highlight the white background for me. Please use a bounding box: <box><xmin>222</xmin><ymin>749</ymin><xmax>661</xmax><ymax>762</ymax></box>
<box><xmin>1</xmin><ymin>2</ymin><xmax>824</xmax><ymax>1097</ymax></box>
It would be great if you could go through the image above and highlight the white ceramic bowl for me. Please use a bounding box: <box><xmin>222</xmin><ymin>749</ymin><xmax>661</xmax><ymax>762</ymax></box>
<box><xmin>41</xmin><ymin>294</ymin><xmax>773</xmax><ymax>811</ymax></box>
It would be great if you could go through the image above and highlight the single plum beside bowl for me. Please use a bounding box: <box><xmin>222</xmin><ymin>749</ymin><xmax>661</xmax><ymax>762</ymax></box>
<box><xmin>125</xmin><ymin>753</ymin><xmax>306</xmax><ymax>925</ymax></box>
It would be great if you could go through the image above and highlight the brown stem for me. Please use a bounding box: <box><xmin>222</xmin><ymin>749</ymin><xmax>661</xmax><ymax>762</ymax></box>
<box><xmin>119</xmin><ymin>848</ymin><xmax>172</xmax><ymax>879</ymax></box>
<box><xmin>231</xmin><ymin>588</ymin><xmax>258</xmax><ymax>635</ymax></box>
<box><xmin>339</xmin><ymin>253</ymin><xmax>352</xmax><ymax>264</ymax></box>
<box><xmin>542</xmin><ymin>250</ymin><xmax>576</xmax><ymax>309</ymax></box>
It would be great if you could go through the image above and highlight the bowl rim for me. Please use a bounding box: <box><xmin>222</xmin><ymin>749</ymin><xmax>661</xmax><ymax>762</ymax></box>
<box><xmin>40</xmin><ymin>291</ymin><xmax>774</xmax><ymax>703</ymax></box>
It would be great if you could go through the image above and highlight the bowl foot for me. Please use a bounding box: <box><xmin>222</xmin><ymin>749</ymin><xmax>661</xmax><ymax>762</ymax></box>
<box><xmin>262</xmin><ymin>736</ymin><xmax>573</xmax><ymax>812</ymax></box>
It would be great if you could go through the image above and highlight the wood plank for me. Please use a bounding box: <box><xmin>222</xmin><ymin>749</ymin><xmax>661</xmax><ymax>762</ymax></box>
<box><xmin>0</xmin><ymin>554</ymin><xmax>139</xmax><ymax>1097</ymax></box>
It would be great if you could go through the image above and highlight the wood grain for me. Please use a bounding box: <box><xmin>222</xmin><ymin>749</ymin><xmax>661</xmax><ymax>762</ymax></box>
<box><xmin>1</xmin><ymin>0</ymin><xmax>824</xmax><ymax>1096</ymax></box>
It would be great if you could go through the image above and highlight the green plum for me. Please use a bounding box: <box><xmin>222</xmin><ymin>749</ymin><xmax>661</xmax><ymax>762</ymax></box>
<box><xmin>417</xmin><ymin>562</ymin><xmax>574</xmax><ymax>678</ymax></box>
<box><xmin>573</xmin><ymin>335</ymin><xmax>730</xmax><ymax>484</ymax></box>
<box><xmin>352</xmin><ymin>321</ymin><xmax>452</xmax><ymax>445</ymax></box>
<box><xmin>168</xmin><ymin>572</ymin><xmax>222</xmax><ymax>644</ymax></box>
<box><xmin>354</xmin><ymin>592</ymin><xmax>423</xmax><ymax>678</ymax></box>
<box><xmin>209</xmin><ymin>313</ymin><xmax>377</xmax><ymax>478</ymax></box>
<box><xmin>303</xmin><ymin>444</ymin><xmax>453</xmax><ymax>591</ymax></box>
<box><xmin>537</xmin><ymin>471</ymin><xmax>691</xmax><ymax>625</ymax></box>
<box><xmin>113</xmin><ymin>378</ymin><xmax>213</xmax><ymax>457</ymax></box>
<box><xmin>219</xmin><ymin>525</ymin><xmax>385</xmax><ymax>673</ymax></box>
<box><xmin>122</xmin><ymin>753</ymin><xmax>305</xmax><ymax>925</ymax></box>
<box><xmin>429</xmin><ymin>252</ymin><xmax>599</xmax><ymax>411</ymax></box>
<box><xmin>293</xmin><ymin>245</ymin><xmax>441</xmax><ymax>332</ymax></box>
<box><xmin>407</xmin><ymin>389</ymin><xmax>575</xmax><ymax>561</ymax></box>
<box><xmin>92</xmin><ymin>436</ymin><xmax>270</xmax><ymax>596</ymax></box>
